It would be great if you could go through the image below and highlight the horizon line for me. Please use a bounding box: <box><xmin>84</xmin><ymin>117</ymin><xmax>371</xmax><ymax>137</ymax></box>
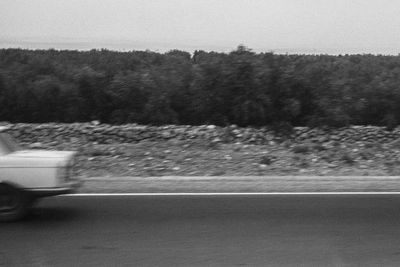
<box><xmin>1</xmin><ymin>37</ymin><xmax>400</xmax><ymax>56</ymax></box>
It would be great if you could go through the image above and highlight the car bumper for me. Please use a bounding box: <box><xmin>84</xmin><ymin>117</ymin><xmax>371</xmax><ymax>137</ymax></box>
<box><xmin>24</xmin><ymin>180</ymin><xmax>82</xmax><ymax>197</ymax></box>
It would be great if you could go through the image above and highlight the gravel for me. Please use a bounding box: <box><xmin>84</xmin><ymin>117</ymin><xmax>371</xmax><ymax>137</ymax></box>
<box><xmin>3</xmin><ymin>123</ymin><xmax>400</xmax><ymax>178</ymax></box>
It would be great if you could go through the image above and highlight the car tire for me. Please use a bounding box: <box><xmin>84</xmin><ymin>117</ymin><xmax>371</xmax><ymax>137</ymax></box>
<box><xmin>0</xmin><ymin>183</ymin><xmax>29</xmax><ymax>222</ymax></box>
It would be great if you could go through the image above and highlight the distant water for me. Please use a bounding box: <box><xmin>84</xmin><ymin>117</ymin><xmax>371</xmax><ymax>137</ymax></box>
<box><xmin>1</xmin><ymin>39</ymin><xmax>400</xmax><ymax>55</ymax></box>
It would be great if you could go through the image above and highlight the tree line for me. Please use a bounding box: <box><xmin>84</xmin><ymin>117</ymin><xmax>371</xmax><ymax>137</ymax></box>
<box><xmin>1</xmin><ymin>46</ymin><xmax>400</xmax><ymax>128</ymax></box>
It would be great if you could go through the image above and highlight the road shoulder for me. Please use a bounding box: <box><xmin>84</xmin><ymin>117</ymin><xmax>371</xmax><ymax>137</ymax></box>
<box><xmin>79</xmin><ymin>176</ymin><xmax>400</xmax><ymax>193</ymax></box>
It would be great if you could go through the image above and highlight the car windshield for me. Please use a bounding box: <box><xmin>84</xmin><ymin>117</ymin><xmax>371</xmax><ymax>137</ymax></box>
<box><xmin>0</xmin><ymin>133</ymin><xmax>21</xmax><ymax>154</ymax></box>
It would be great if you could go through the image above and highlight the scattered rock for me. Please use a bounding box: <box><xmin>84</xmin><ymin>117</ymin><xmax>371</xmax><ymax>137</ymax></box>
<box><xmin>210</xmin><ymin>170</ymin><xmax>226</xmax><ymax>176</ymax></box>
<box><xmin>29</xmin><ymin>142</ymin><xmax>44</xmax><ymax>149</ymax></box>
<box><xmin>5</xmin><ymin>123</ymin><xmax>400</xmax><ymax>147</ymax></box>
<box><xmin>4</xmin><ymin>123</ymin><xmax>400</xmax><ymax>177</ymax></box>
<box><xmin>259</xmin><ymin>164</ymin><xmax>268</xmax><ymax>169</ymax></box>
<box><xmin>292</xmin><ymin>144</ymin><xmax>310</xmax><ymax>154</ymax></box>
<box><xmin>260</xmin><ymin>155</ymin><xmax>273</xmax><ymax>165</ymax></box>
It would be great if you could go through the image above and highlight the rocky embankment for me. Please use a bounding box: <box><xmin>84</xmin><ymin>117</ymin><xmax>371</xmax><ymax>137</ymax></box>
<box><xmin>5</xmin><ymin>123</ymin><xmax>400</xmax><ymax>145</ymax></box>
<box><xmin>3</xmin><ymin>122</ymin><xmax>400</xmax><ymax>177</ymax></box>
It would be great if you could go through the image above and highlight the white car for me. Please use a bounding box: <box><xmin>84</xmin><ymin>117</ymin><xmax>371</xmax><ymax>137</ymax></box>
<box><xmin>0</xmin><ymin>126</ymin><xmax>81</xmax><ymax>221</ymax></box>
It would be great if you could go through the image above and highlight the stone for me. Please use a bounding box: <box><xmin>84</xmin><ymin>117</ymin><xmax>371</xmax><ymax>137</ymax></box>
<box><xmin>29</xmin><ymin>142</ymin><xmax>43</xmax><ymax>149</ymax></box>
<box><xmin>259</xmin><ymin>164</ymin><xmax>268</xmax><ymax>169</ymax></box>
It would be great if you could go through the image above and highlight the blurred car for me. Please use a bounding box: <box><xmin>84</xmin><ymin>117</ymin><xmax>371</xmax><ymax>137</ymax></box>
<box><xmin>0</xmin><ymin>126</ymin><xmax>80</xmax><ymax>221</ymax></box>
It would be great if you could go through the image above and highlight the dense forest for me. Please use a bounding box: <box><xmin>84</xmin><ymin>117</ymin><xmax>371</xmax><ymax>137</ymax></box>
<box><xmin>1</xmin><ymin>46</ymin><xmax>400</xmax><ymax>128</ymax></box>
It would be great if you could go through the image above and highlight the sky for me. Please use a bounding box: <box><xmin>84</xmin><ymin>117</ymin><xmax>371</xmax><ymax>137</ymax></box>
<box><xmin>1</xmin><ymin>0</ymin><xmax>400</xmax><ymax>54</ymax></box>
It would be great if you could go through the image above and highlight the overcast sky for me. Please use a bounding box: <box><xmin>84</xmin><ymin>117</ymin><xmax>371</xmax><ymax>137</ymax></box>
<box><xmin>1</xmin><ymin>0</ymin><xmax>400</xmax><ymax>54</ymax></box>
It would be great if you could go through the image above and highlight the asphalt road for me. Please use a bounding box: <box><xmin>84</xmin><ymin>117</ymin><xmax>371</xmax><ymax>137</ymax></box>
<box><xmin>2</xmin><ymin>195</ymin><xmax>400</xmax><ymax>266</ymax></box>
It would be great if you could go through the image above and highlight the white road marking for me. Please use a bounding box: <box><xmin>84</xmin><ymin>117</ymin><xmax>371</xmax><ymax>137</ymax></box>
<box><xmin>65</xmin><ymin>192</ymin><xmax>400</xmax><ymax>196</ymax></box>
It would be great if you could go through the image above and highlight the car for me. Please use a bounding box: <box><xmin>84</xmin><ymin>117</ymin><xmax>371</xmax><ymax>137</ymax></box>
<box><xmin>0</xmin><ymin>126</ymin><xmax>81</xmax><ymax>221</ymax></box>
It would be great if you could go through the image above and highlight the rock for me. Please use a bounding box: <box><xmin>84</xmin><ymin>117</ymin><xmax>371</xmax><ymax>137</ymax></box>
<box><xmin>161</xmin><ymin>131</ymin><xmax>173</xmax><ymax>139</ymax></box>
<box><xmin>210</xmin><ymin>170</ymin><xmax>226</xmax><ymax>176</ymax></box>
<box><xmin>29</xmin><ymin>142</ymin><xmax>43</xmax><ymax>149</ymax></box>
<box><xmin>259</xmin><ymin>164</ymin><xmax>268</xmax><ymax>169</ymax></box>
<box><xmin>260</xmin><ymin>155</ymin><xmax>273</xmax><ymax>165</ymax></box>
<box><xmin>209</xmin><ymin>137</ymin><xmax>222</xmax><ymax>148</ymax></box>
<box><xmin>233</xmin><ymin>146</ymin><xmax>241</xmax><ymax>152</ymax></box>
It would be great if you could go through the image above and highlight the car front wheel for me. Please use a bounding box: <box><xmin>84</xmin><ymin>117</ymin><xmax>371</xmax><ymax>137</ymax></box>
<box><xmin>0</xmin><ymin>184</ymin><xmax>29</xmax><ymax>222</ymax></box>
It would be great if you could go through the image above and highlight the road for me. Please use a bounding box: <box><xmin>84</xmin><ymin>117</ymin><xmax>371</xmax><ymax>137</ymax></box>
<box><xmin>2</xmin><ymin>194</ymin><xmax>400</xmax><ymax>266</ymax></box>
